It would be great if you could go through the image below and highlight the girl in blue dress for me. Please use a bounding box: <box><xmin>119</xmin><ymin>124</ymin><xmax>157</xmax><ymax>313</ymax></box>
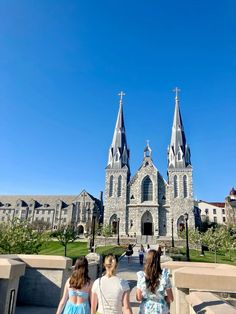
<box><xmin>56</xmin><ymin>257</ymin><xmax>92</xmax><ymax>314</ymax></box>
<box><xmin>136</xmin><ymin>250</ymin><xmax>174</xmax><ymax>314</ymax></box>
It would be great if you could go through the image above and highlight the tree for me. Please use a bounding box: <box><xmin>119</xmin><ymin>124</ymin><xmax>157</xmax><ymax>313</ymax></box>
<box><xmin>202</xmin><ymin>226</ymin><xmax>227</xmax><ymax>263</ymax></box>
<box><xmin>101</xmin><ymin>224</ymin><xmax>112</xmax><ymax>246</ymax></box>
<box><xmin>0</xmin><ymin>218</ymin><xmax>48</xmax><ymax>254</ymax></box>
<box><xmin>51</xmin><ymin>225</ymin><xmax>76</xmax><ymax>257</ymax></box>
<box><xmin>222</xmin><ymin>225</ymin><xmax>236</xmax><ymax>260</ymax></box>
<box><xmin>30</xmin><ymin>220</ymin><xmax>51</xmax><ymax>232</ymax></box>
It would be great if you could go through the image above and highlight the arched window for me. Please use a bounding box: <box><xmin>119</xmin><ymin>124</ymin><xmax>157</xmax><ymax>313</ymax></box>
<box><xmin>117</xmin><ymin>175</ymin><xmax>122</xmax><ymax>197</ymax></box>
<box><xmin>109</xmin><ymin>175</ymin><xmax>114</xmax><ymax>197</ymax></box>
<box><xmin>174</xmin><ymin>175</ymin><xmax>178</xmax><ymax>198</ymax></box>
<box><xmin>142</xmin><ymin>176</ymin><xmax>153</xmax><ymax>202</ymax></box>
<box><xmin>183</xmin><ymin>175</ymin><xmax>188</xmax><ymax>198</ymax></box>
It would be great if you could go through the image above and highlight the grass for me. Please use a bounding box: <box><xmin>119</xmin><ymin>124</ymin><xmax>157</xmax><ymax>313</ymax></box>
<box><xmin>96</xmin><ymin>245</ymin><xmax>126</xmax><ymax>257</ymax></box>
<box><xmin>39</xmin><ymin>241</ymin><xmax>88</xmax><ymax>260</ymax></box>
<box><xmin>171</xmin><ymin>247</ymin><xmax>236</xmax><ymax>265</ymax></box>
<box><xmin>40</xmin><ymin>241</ymin><xmax>236</xmax><ymax>265</ymax></box>
<box><xmin>39</xmin><ymin>241</ymin><xmax>126</xmax><ymax>262</ymax></box>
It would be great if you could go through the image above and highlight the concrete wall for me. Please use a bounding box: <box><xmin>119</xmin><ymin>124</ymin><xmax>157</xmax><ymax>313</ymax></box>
<box><xmin>0</xmin><ymin>255</ymin><xmax>72</xmax><ymax>308</ymax></box>
<box><xmin>95</xmin><ymin>236</ymin><xmax>136</xmax><ymax>247</ymax></box>
<box><xmin>162</xmin><ymin>261</ymin><xmax>236</xmax><ymax>314</ymax></box>
<box><xmin>0</xmin><ymin>258</ymin><xmax>25</xmax><ymax>314</ymax></box>
<box><xmin>0</xmin><ymin>253</ymin><xmax>102</xmax><ymax>312</ymax></box>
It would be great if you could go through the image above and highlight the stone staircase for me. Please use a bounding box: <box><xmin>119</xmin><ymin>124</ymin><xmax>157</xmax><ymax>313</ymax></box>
<box><xmin>136</xmin><ymin>235</ymin><xmax>185</xmax><ymax>247</ymax></box>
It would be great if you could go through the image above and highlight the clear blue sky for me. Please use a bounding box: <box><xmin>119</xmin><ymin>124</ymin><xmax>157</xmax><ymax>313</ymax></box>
<box><xmin>0</xmin><ymin>1</ymin><xmax>235</xmax><ymax>201</ymax></box>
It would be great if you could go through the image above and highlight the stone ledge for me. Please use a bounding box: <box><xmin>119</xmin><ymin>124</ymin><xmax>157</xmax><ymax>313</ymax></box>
<box><xmin>186</xmin><ymin>291</ymin><xmax>236</xmax><ymax>314</ymax></box>
<box><xmin>0</xmin><ymin>258</ymin><xmax>25</xmax><ymax>279</ymax></box>
<box><xmin>173</xmin><ymin>267</ymin><xmax>236</xmax><ymax>292</ymax></box>
<box><xmin>162</xmin><ymin>261</ymin><xmax>236</xmax><ymax>271</ymax></box>
<box><xmin>0</xmin><ymin>254</ymin><xmax>72</xmax><ymax>269</ymax></box>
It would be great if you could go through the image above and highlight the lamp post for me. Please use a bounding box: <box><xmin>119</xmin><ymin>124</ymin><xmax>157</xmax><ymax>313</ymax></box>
<box><xmin>117</xmin><ymin>218</ymin><xmax>120</xmax><ymax>246</ymax></box>
<box><xmin>184</xmin><ymin>212</ymin><xmax>190</xmax><ymax>261</ymax></box>
<box><xmin>90</xmin><ymin>214</ymin><xmax>96</xmax><ymax>252</ymax></box>
<box><xmin>171</xmin><ymin>218</ymin><xmax>175</xmax><ymax>248</ymax></box>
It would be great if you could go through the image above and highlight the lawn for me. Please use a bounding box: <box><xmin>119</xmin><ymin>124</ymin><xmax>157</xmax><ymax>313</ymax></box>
<box><xmin>39</xmin><ymin>241</ymin><xmax>126</xmax><ymax>262</ymax></box>
<box><xmin>39</xmin><ymin>241</ymin><xmax>88</xmax><ymax>260</ymax></box>
<box><xmin>170</xmin><ymin>247</ymin><xmax>236</xmax><ymax>265</ymax></box>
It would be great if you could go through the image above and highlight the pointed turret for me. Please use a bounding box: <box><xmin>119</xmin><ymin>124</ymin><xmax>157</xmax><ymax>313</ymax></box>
<box><xmin>168</xmin><ymin>88</ymin><xmax>191</xmax><ymax>168</ymax></box>
<box><xmin>142</xmin><ymin>140</ymin><xmax>155</xmax><ymax>168</ymax></box>
<box><xmin>107</xmin><ymin>91</ymin><xmax>130</xmax><ymax>171</ymax></box>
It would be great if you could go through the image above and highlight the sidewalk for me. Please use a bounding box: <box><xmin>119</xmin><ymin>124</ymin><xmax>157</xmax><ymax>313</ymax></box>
<box><xmin>117</xmin><ymin>244</ymin><xmax>145</xmax><ymax>314</ymax></box>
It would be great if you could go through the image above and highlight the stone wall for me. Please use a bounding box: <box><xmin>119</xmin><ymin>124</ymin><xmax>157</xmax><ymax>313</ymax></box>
<box><xmin>168</xmin><ymin>168</ymin><xmax>194</xmax><ymax>236</ymax></box>
<box><xmin>104</xmin><ymin>168</ymin><xmax>129</xmax><ymax>235</ymax></box>
<box><xmin>0</xmin><ymin>258</ymin><xmax>25</xmax><ymax>314</ymax></box>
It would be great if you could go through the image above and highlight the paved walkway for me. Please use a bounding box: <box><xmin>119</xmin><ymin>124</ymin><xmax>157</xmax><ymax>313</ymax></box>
<box><xmin>117</xmin><ymin>244</ymin><xmax>144</xmax><ymax>314</ymax></box>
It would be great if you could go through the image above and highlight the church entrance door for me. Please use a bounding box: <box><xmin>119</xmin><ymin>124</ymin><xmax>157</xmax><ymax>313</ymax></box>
<box><xmin>143</xmin><ymin>222</ymin><xmax>152</xmax><ymax>235</ymax></box>
<box><xmin>110</xmin><ymin>214</ymin><xmax>118</xmax><ymax>234</ymax></box>
<box><xmin>141</xmin><ymin>211</ymin><xmax>153</xmax><ymax>235</ymax></box>
<box><xmin>177</xmin><ymin>215</ymin><xmax>185</xmax><ymax>232</ymax></box>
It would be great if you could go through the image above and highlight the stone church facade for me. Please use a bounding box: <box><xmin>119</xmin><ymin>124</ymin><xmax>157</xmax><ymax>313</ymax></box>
<box><xmin>104</xmin><ymin>91</ymin><xmax>196</xmax><ymax>238</ymax></box>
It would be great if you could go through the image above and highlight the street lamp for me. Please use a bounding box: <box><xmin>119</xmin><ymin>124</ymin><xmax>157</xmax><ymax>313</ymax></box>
<box><xmin>184</xmin><ymin>212</ymin><xmax>190</xmax><ymax>261</ymax></box>
<box><xmin>171</xmin><ymin>218</ymin><xmax>175</xmax><ymax>248</ymax></box>
<box><xmin>90</xmin><ymin>214</ymin><xmax>96</xmax><ymax>252</ymax></box>
<box><xmin>117</xmin><ymin>218</ymin><xmax>120</xmax><ymax>246</ymax></box>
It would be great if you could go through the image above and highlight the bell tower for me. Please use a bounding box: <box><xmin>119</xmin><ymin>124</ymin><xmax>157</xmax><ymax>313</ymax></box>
<box><xmin>104</xmin><ymin>92</ymin><xmax>130</xmax><ymax>235</ymax></box>
<box><xmin>167</xmin><ymin>88</ymin><xmax>194</xmax><ymax>236</ymax></box>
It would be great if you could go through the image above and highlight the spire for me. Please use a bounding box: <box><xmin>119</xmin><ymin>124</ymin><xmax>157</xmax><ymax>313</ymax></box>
<box><xmin>144</xmin><ymin>140</ymin><xmax>152</xmax><ymax>158</ymax></box>
<box><xmin>107</xmin><ymin>91</ymin><xmax>130</xmax><ymax>170</ymax></box>
<box><xmin>168</xmin><ymin>88</ymin><xmax>191</xmax><ymax>168</ymax></box>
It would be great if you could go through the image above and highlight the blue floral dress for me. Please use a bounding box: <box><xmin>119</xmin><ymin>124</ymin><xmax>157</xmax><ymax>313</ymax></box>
<box><xmin>137</xmin><ymin>269</ymin><xmax>171</xmax><ymax>314</ymax></box>
<box><xmin>63</xmin><ymin>289</ymin><xmax>90</xmax><ymax>314</ymax></box>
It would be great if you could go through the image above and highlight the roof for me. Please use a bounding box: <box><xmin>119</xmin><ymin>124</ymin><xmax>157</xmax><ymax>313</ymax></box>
<box><xmin>0</xmin><ymin>192</ymin><xmax>101</xmax><ymax>208</ymax></box>
<box><xmin>197</xmin><ymin>200</ymin><xmax>225</xmax><ymax>208</ymax></box>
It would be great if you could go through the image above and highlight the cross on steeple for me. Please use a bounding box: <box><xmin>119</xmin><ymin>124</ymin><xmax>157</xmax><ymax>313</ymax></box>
<box><xmin>118</xmin><ymin>91</ymin><xmax>126</xmax><ymax>105</ymax></box>
<box><xmin>173</xmin><ymin>87</ymin><xmax>181</xmax><ymax>100</ymax></box>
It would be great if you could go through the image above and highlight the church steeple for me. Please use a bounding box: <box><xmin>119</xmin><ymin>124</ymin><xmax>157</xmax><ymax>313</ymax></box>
<box><xmin>168</xmin><ymin>88</ymin><xmax>191</xmax><ymax>168</ymax></box>
<box><xmin>107</xmin><ymin>91</ymin><xmax>130</xmax><ymax>170</ymax></box>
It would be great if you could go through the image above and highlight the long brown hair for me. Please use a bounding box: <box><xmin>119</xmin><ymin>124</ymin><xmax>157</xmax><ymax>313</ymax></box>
<box><xmin>144</xmin><ymin>249</ymin><xmax>162</xmax><ymax>293</ymax></box>
<box><xmin>69</xmin><ymin>257</ymin><xmax>90</xmax><ymax>289</ymax></box>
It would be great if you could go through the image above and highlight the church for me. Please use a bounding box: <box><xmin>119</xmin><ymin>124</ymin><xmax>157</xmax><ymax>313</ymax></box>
<box><xmin>104</xmin><ymin>90</ymin><xmax>197</xmax><ymax>238</ymax></box>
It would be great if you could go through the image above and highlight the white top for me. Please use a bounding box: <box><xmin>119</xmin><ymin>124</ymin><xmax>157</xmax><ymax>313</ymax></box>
<box><xmin>92</xmin><ymin>275</ymin><xmax>130</xmax><ymax>314</ymax></box>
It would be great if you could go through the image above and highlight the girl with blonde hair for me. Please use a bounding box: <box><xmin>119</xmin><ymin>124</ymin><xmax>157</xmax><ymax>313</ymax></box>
<box><xmin>136</xmin><ymin>250</ymin><xmax>173</xmax><ymax>314</ymax></box>
<box><xmin>56</xmin><ymin>256</ymin><xmax>92</xmax><ymax>314</ymax></box>
<box><xmin>91</xmin><ymin>253</ymin><xmax>132</xmax><ymax>314</ymax></box>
